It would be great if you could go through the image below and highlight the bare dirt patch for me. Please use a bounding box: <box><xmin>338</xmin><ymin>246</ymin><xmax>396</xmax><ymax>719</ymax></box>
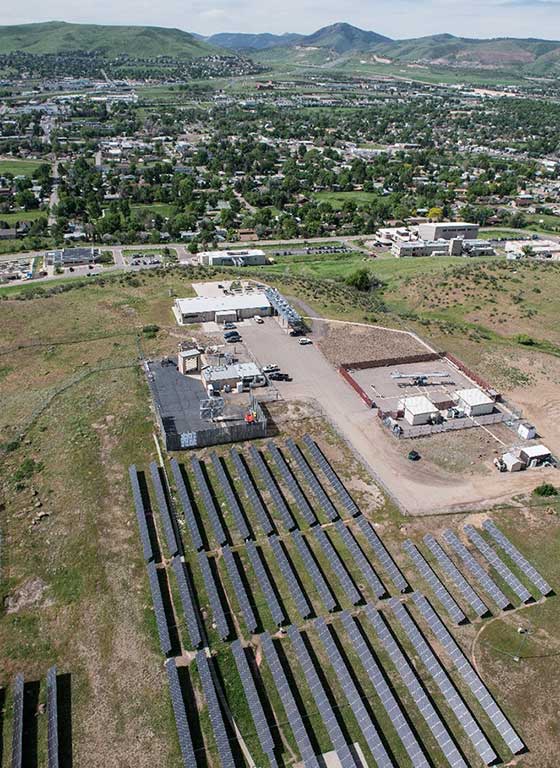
<box><xmin>318</xmin><ymin>322</ymin><xmax>429</xmax><ymax>367</ymax></box>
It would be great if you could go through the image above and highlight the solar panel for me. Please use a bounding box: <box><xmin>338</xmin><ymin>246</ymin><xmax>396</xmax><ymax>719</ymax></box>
<box><xmin>443</xmin><ymin>530</ymin><xmax>511</xmax><ymax>611</ymax></box>
<box><xmin>287</xmin><ymin>625</ymin><xmax>362</xmax><ymax>768</ymax></box>
<box><xmin>196</xmin><ymin>651</ymin><xmax>236</xmax><ymax>768</ymax></box>
<box><xmin>312</xmin><ymin>527</ymin><xmax>362</xmax><ymax>605</ymax></box>
<box><xmin>211</xmin><ymin>452</ymin><xmax>251</xmax><ymax>541</ymax></box>
<box><xmin>166</xmin><ymin>659</ymin><xmax>197</xmax><ymax>767</ymax></box>
<box><xmin>191</xmin><ymin>458</ymin><xmax>229</xmax><ymax>546</ymax></box>
<box><xmin>248</xmin><ymin>446</ymin><xmax>297</xmax><ymax>532</ymax></box>
<box><xmin>222</xmin><ymin>546</ymin><xmax>258</xmax><ymax>634</ymax></box>
<box><xmin>230</xmin><ymin>450</ymin><xmax>274</xmax><ymax>536</ymax></box>
<box><xmin>314</xmin><ymin>618</ymin><xmax>394</xmax><ymax>768</ymax></box>
<box><xmin>285</xmin><ymin>439</ymin><xmax>339</xmax><ymax>522</ymax></box>
<box><xmin>356</xmin><ymin>516</ymin><xmax>409</xmax><ymax>593</ymax></box>
<box><xmin>150</xmin><ymin>462</ymin><xmax>180</xmax><ymax>557</ymax></box>
<box><xmin>424</xmin><ymin>534</ymin><xmax>488</xmax><ymax>617</ymax></box>
<box><xmin>290</xmin><ymin>530</ymin><xmax>337</xmax><ymax>612</ymax></box>
<box><xmin>413</xmin><ymin>593</ymin><xmax>525</xmax><ymax>756</ymax></box>
<box><xmin>334</xmin><ymin>520</ymin><xmax>385</xmax><ymax>598</ymax></box>
<box><xmin>11</xmin><ymin>673</ymin><xmax>24</xmax><ymax>768</ymax></box>
<box><xmin>46</xmin><ymin>666</ymin><xmax>59</xmax><ymax>768</ymax></box>
<box><xmin>246</xmin><ymin>541</ymin><xmax>285</xmax><ymax>626</ymax></box>
<box><xmin>388</xmin><ymin>598</ymin><xmax>497</xmax><ymax>765</ymax></box>
<box><xmin>302</xmin><ymin>435</ymin><xmax>360</xmax><ymax>517</ymax></box>
<box><xmin>231</xmin><ymin>640</ymin><xmax>276</xmax><ymax>760</ymax></box>
<box><xmin>483</xmin><ymin>520</ymin><xmax>552</xmax><ymax>596</ymax></box>
<box><xmin>128</xmin><ymin>465</ymin><xmax>154</xmax><ymax>562</ymax></box>
<box><xmin>261</xmin><ymin>632</ymin><xmax>321</xmax><ymax>768</ymax></box>
<box><xmin>403</xmin><ymin>540</ymin><xmax>466</xmax><ymax>624</ymax></box>
<box><xmin>268</xmin><ymin>534</ymin><xmax>312</xmax><ymax>620</ymax></box>
<box><xmin>267</xmin><ymin>442</ymin><xmax>318</xmax><ymax>527</ymax></box>
<box><xmin>363</xmin><ymin>606</ymin><xmax>467</xmax><ymax>768</ymax></box>
<box><xmin>341</xmin><ymin>612</ymin><xmax>430</xmax><ymax>768</ymax></box>
<box><xmin>169</xmin><ymin>458</ymin><xmax>204</xmax><ymax>552</ymax></box>
<box><xmin>197</xmin><ymin>551</ymin><xmax>230</xmax><ymax>641</ymax></box>
<box><xmin>465</xmin><ymin>526</ymin><xmax>532</xmax><ymax>605</ymax></box>
<box><xmin>172</xmin><ymin>556</ymin><xmax>203</xmax><ymax>649</ymax></box>
<box><xmin>147</xmin><ymin>561</ymin><xmax>172</xmax><ymax>655</ymax></box>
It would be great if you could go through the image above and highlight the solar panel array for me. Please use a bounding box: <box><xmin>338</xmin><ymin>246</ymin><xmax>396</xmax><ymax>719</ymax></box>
<box><xmin>268</xmin><ymin>534</ymin><xmax>312</xmax><ymax>620</ymax></box>
<box><xmin>147</xmin><ymin>560</ymin><xmax>172</xmax><ymax>655</ymax></box>
<box><xmin>222</xmin><ymin>545</ymin><xmax>258</xmax><ymax>634</ymax></box>
<box><xmin>483</xmin><ymin>520</ymin><xmax>552</xmax><ymax>596</ymax></box>
<box><xmin>46</xmin><ymin>666</ymin><xmax>59</xmax><ymax>768</ymax></box>
<box><xmin>246</xmin><ymin>541</ymin><xmax>285</xmax><ymax>626</ymax></box>
<box><xmin>267</xmin><ymin>443</ymin><xmax>318</xmax><ymax>527</ymax></box>
<box><xmin>196</xmin><ymin>651</ymin><xmax>236</xmax><ymax>768</ymax></box>
<box><xmin>197</xmin><ymin>551</ymin><xmax>230</xmax><ymax>640</ymax></box>
<box><xmin>287</xmin><ymin>625</ymin><xmax>361</xmax><ymax>768</ymax></box>
<box><xmin>261</xmin><ymin>632</ymin><xmax>321</xmax><ymax>768</ymax></box>
<box><xmin>249</xmin><ymin>446</ymin><xmax>297</xmax><ymax>532</ymax></box>
<box><xmin>424</xmin><ymin>534</ymin><xmax>488</xmax><ymax>617</ymax></box>
<box><xmin>403</xmin><ymin>540</ymin><xmax>466</xmax><ymax>625</ymax></box>
<box><xmin>129</xmin><ymin>465</ymin><xmax>153</xmax><ymax>562</ymax></box>
<box><xmin>149</xmin><ymin>462</ymin><xmax>180</xmax><ymax>557</ymax></box>
<box><xmin>364</xmin><ymin>605</ymin><xmax>467</xmax><ymax>768</ymax></box>
<box><xmin>465</xmin><ymin>525</ymin><xmax>532</xmax><ymax>604</ymax></box>
<box><xmin>286</xmin><ymin>439</ymin><xmax>339</xmax><ymax>522</ymax></box>
<box><xmin>443</xmin><ymin>530</ymin><xmax>511</xmax><ymax>611</ymax></box>
<box><xmin>356</xmin><ymin>515</ymin><xmax>409</xmax><ymax>593</ymax></box>
<box><xmin>230</xmin><ymin>449</ymin><xmax>274</xmax><ymax>536</ymax></box>
<box><xmin>191</xmin><ymin>458</ymin><xmax>228</xmax><ymax>546</ymax></box>
<box><xmin>290</xmin><ymin>530</ymin><xmax>337</xmax><ymax>612</ymax></box>
<box><xmin>312</xmin><ymin>527</ymin><xmax>362</xmax><ymax>605</ymax></box>
<box><xmin>172</xmin><ymin>556</ymin><xmax>202</xmax><ymax>649</ymax></box>
<box><xmin>169</xmin><ymin>458</ymin><xmax>204</xmax><ymax>552</ymax></box>
<box><xmin>166</xmin><ymin>659</ymin><xmax>197</xmax><ymax>767</ymax></box>
<box><xmin>11</xmin><ymin>673</ymin><xmax>24</xmax><ymax>768</ymax></box>
<box><xmin>302</xmin><ymin>434</ymin><xmax>360</xmax><ymax>517</ymax></box>
<box><xmin>211</xmin><ymin>452</ymin><xmax>251</xmax><ymax>541</ymax></box>
<box><xmin>335</xmin><ymin>520</ymin><xmax>385</xmax><ymax>598</ymax></box>
<box><xmin>314</xmin><ymin>618</ymin><xmax>393</xmax><ymax>768</ymax></box>
<box><xmin>389</xmin><ymin>598</ymin><xmax>497</xmax><ymax>765</ymax></box>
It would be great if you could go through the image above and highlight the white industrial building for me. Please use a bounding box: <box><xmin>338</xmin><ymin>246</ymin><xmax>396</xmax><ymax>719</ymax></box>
<box><xmin>401</xmin><ymin>395</ymin><xmax>440</xmax><ymax>426</ymax></box>
<box><xmin>455</xmin><ymin>388</ymin><xmax>495</xmax><ymax>417</ymax></box>
<box><xmin>197</xmin><ymin>249</ymin><xmax>267</xmax><ymax>267</ymax></box>
<box><xmin>418</xmin><ymin>222</ymin><xmax>479</xmax><ymax>241</ymax></box>
<box><xmin>519</xmin><ymin>445</ymin><xmax>552</xmax><ymax>468</ymax></box>
<box><xmin>201</xmin><ymin>362</ymin><xmax>265</xmax><ymax>392</ymax></box>
<box><xmin>392</xmin><ymin>238</ymin><xmax>493</xmax><ymax>259</ymax></box>
<box><xmin>174</xmin><ymin>294</ymin><xmax>272</xmax><ymax>325</ymax></box>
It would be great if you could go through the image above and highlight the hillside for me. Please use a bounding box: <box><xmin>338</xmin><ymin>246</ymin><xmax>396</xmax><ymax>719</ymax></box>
<box><xmin>205</xmin><ymin>31</ymin><xmax>304</xmax><ymax>51</ymax></box>
<box><xmin>302</xmin><ymin>22</ymin><xmax>391</xmax><ymax>53</ymax></box>
<box><xmin>0</xmin><ymin>20</ymin><xmax>219</xmax><ymax>59</ymax></box>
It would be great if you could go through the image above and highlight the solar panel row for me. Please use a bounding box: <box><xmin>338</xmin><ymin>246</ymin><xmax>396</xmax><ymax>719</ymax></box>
<box><xmin>150</xmin><ymin>461</ymin><xmax>180</xmax><ymax>557</ymax></box>
<box><xmin>196</xmin><ymin>651</ymin><xmax>237</xmax><ymax>768</ymax></box>
<box><xmin>12</xmin><ymin>673</ymin><xmax>24</xmax><ymax>768</ymax></box>
<box><xmin>222</xmin><ymin>545</ymin><xmax>258</xmax><ymax>634</ymax></box>
<box><xmin>211</xmin><ymin>452</ymin><xmax>251</xmax><ymax>541</ymax></box>
<box><xmin>128</xmin><ymin>465</ymin><xmax>154</xmax><ymax>562</ymax></box>
<box><xmin>46</xmin><ymin>666</ymin><xmax>59</xmax><ymax>768</ymax></box>
<box><xmin>230</xmin><ymin>449</ymin><xmax>274</xmax><ymax>536</ymax></box>
<box><xmin>267</xmin><ymin>442</ymin><xmax>318</xmax><ymax>527</ymax></box>
<box><xmin>291</xmin><ymin>530</ymin><xmax>337</xmax><ymax>612</ymax></box>
<box><xmin>170</xmin><ymin>458</ymin><xmax>204</xmax><ymax>552</ymax></box>
<box><xmin>166</xmin><ymin>658</ymin><xmax>197</xmax><ymax>767</ymax></box>
<box><xmin>403</xmin><ymin>540</ymin><xmax>466</xmax><ymax>625</ymax></box>
<box><xmin>248</xmin><ymin>446</ymin><xmax>297</xmax><ymax>532</ymax></box>
<box><xmin>286</xmin><ymin>439</ymin><xmax>339</xmax><ymax>522</ymax></box>
<box><xmin>268</xmin><ymin>534</ymin><xmax>312</xmax><ymax>620</ymax></box>
<box><xmin>197</xmin><ymin>551</ymin><xmax>230</xmax><ymax>641</ymax></box>
<box><xmin>335</xmin><ymin>520</ymin><xmax>385</xmax><ymax>598</ymax></box>
<box><xmin>483</xmin><ymin>520</ymin><xmax>552</xmax><ymax>596</ymax></box>
<box><xmin>465</xmin><ymin>525</ymin><xmax>532</xmax><ymax>604</ymax></box>
<box><xmin>424</xmin><ymin>534</ymin><xmax>488</xmax><ymax>617</ymax></box>
<box><xmin>147</xmin><ymin>560</ymin><xmax>172</xmax><ymax>655</ymax></box>
<box><xmin>302</xmin><ymin>434</ymin><xmax>360</xmax><ymax>517</ymax></box>
<box><xmin>191</xmin><ymin>458</ymin><xmax>229</xmax><ymax>546</ymax></box>
<box><xmin>312</xmin><ymin>527</ymin><xmax>362</xmax><ymax>605</ymax></box>
<box><xmin>172</xmin><ymin>556</ymin><xmax>203</xmax><ymax>649</ymax></box>
<box><xmin>356</xmin><ymin>516</ymin><xmax>409</xmax><ymax>594</ymax></box>
<box><xmin>246</xmin><ymin>541</ymin><xmax>285</xmax><ymax>626</ymax></box>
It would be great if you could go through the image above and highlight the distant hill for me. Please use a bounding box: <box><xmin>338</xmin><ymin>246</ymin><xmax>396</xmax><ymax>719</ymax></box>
<box><xmin>301</xmin><ymin>22</ymin><xmax>391</xmax><ymax>53</ymax></box>
<box><xmin>0</xmin><ymin>21</ymin><xmax>220</xmax><ymax>59</ymax></box>
<box><xmin>205</xmin><ymin>32</ymin><xmax>304</xmax><ymax>51</ymax></box>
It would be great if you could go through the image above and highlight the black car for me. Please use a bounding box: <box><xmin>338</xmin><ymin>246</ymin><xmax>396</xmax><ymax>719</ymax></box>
<box><xmin>269</xmin><ymin>372</ymin><xmax>292</xmax><ymax>381</ymax></box>
<box><xmin>225</xmin><ymin>335</ymin><xmax>241</xmax><ymax>343</ymax></box>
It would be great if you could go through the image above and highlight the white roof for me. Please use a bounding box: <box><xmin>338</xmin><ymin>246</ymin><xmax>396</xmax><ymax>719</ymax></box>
<box><xmin>176</xmin><ymin>293</ymin><xmax>271</xmax><ymax>314</ymax></box>
<box><xmin>503</xmin><ymin>452</ymin><xmax>524</xmax><ymax>469</ymax></box>
<box><xmin>200</xmin><ymin>249</ymin><xmax>265</xmax><ymax>258</ymax></box>
<box><xmin>456</xmin><ymin>388</ymin><xmax>493</xmax><ymax>407</ymax></box>
<box><xmin>403</xmin><ymin>395</ymin><xmax>439</xmax><ymax>415</ymax></box>
<box><xmin>203</xmin><ymin>362</ymin><xmax>261</xmax><ymax>382</ymax></box>
<box><xmin>522</xmin><ymin>444</ymin><xmax>551</xmax><ymax>459</ymax></box>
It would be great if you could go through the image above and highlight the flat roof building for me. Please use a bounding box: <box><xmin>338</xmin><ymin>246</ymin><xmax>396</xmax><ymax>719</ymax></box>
<box><xmin>201</xmin><ymin>362</ymin><xmax>265</xmax><ymax>392</ymax></box>
<box><xmin>401</xmin><ymin>395</ymin><xmax>440</xmax><ymax>426</ymax></box>
<box><xmin>174</xmin><ymin>294</ymin><xmax>272</xmax><ymax>325</ymax></box>
<box><xmin>455</xmin><ymin>388</ymin><xmax>494</xmax><ymax>417</ymax></box>
<box><xmin>418</xmin><ymin>222</ymin><xmax>479</xmax><ymax>241</ymax></box>
<box><xmin>197</xmin><ymin>249</ymin><xmax>267</xmax><ymax>267</ymax></box>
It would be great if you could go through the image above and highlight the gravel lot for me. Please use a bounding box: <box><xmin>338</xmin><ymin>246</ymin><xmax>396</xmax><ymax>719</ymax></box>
<box><xmin>317</xmin><ymin>321</ymin><xmax>431</xmax><ymax>367</ymax></box>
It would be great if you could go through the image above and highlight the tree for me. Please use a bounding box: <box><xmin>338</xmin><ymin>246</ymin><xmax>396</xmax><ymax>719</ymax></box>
<box><xmin>345</xmin><ymin>268</ymin><xmax>375</xmax><ymax>292</ymax></box>
<box><xmin>427</xmin><ymin>206</ymin><xmax>444</xmax><ymax>221</ymax></box>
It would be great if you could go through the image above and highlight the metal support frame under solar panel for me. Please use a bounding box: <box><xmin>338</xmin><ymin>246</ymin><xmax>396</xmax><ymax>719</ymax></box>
<box><xmin>268</xmin><ymin>534</ymin><xmax>313</xmax><ymax>620</ymax></box>
<box><xmin>423</xmin><ymin>534</ymin><xmax>488</xmax><ymax>617</ymax></box>
<box><xmin>222</xmin><ymin>545</ymin><xmax>258</xmax><ymax>634</ymax></box>
<box><xmin>465</xmin><ymin>525</ymin><xmax>532</xmax><ymax>605</ymax></box>
<box><xmin>267</xmin><ymin>442</ymin><xmax>318</xmax><ymax>527</ymax></box>
<box><xmin>302</xmin><ymin>434</ymin><xmax>361</xmax><ymax>517</ymax></box>
<box><xmin>230</xmin><ymin>449</ymin><xmax>274</xmax><ymax>536</ymax></box>
<box><xmin>290</xmin><ymin>529</ymin><xmax>337</xmax><ymax>612</ymax></box>
<box><xmin>191</xmin><ymin>457</ymin><xmax>229</xmax><ymax>546</ymax></box>
<box><xmin>404</xmin><ymin>540</ymin><xmax>466</xmax><ymax>624</ymax></box>
<box><xmin>355</xmin><ymin>515</ymin><xmax>409</xmax><ymax>593</ymax></box>
<box><xmin>334</xmin><ymin>520</ymin><xmax>386</xmax><ymax>599</ymax></box>
<box><xmin>172</xmin><ymin>556</ymin><xmax>203</xmax><ymax>649</ymax></box>
<box><xmin>248</xmin><ymin>446</ymin><xmax>297</xmax><ymax>532</ymax></box>
<box><xmin>12</xmin><ymin>673</ymin><xmax>25</xmax><ymax>768</ymax></box>
<box><xmin>170</xmin><ymin>458</ymin><xmax>205</xmax><ymax>552</ymax></box>
<box><xmin>150</xmin><ymin>461</ymin><xmax>180</xmax><ymax>557</ymax></box>
<box><xmin>246</xmin><ymin>541</ymin><xmax>285</xmax><ymax>626</ymax></box>
<box><xmin>483</xmin><ymin>520</ymin><xmax>552</xmax><ymax>596</ymax></box>
<box><xmin>312</xmin><ymin>527</ymin><xmax>362</xmax><ymax>605</ymax></box>
<box><xmin>147</xmin><ymin>560</ymin><xmax>173</xmax><ymax>655</ymax></box>
<box><xmin>196</xmin><ymin>651</ymin><xmax>237</xmax><ymax>768</ymax></box>
<box><xmin>46</xmin><ymin>666</ymin><xmax>59</xmax><ymax>768</ymax></box>
<box><xmin>285</xmin><ymin>438</ymin><xmax>339</xmax><ymax>522</ymax></box>
<box><xmin>197</xmin><ymin>551</ymin><xmax>230</xmax><ymax>641</ymax></box>
<box><xmin>129</xmin><ymin>465</ymin><xmax>154</xmax><ymax>562</ymax></box>
<box><xmin>211</xmin><ymin>451</ymin><xmax>252</xmax><ymax>541</ymax></box>
<box><xmin>166</xmin><ymin>658</ymin><xmax>198</xmax><ymax>767</ymax></box>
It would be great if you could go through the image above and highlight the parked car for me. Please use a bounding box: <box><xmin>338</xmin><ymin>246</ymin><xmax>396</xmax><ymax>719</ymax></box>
<box><xmin>408</xmin><ymin>450</ymin><xmax>421</xmax><ymax>462</ymax></box>
<box><xmin>224</xmin><ymin>330</ymin><xmax>239</xmax><ymax>339</ymax></box>
<box><xmin>254</xmin><ymin>316</ymin><xmax>264</xmax><ymax>324</ymax></box>
<box><xmin>269</xmin><ymin>372</ymin><xmax>292</xmax><ymax>382</ymax></box>
<box><xmin>262</xmin><ymin>364</ymin><xmax>279</xmax><ymax>373</ymax></box>
<box><xmin>298</xmin><ymin>338</ymin><xmax>313</xmax><ymax>346</ymax></box>
<box><xmin>225</xmin><ymin>335</ymin><xmax>241</xmax><ymax>343</ymax></box>
<box><xmin>223</xmin><ymin>322</ymin><xmax>236</xmax><ymax>330</ymax></box>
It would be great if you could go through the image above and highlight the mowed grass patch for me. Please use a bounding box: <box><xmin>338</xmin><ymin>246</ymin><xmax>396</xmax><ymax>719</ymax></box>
<box><xmin>0</xmin><ymin>158</ymin><xmax>46</xmax><ymax>176</ymax></box>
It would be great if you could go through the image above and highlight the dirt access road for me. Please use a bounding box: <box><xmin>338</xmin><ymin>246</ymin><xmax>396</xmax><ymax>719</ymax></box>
<box><xmin>242</xmin><ymin>318</ymin><xmax>556</xmax><ymax>515</ymax></box>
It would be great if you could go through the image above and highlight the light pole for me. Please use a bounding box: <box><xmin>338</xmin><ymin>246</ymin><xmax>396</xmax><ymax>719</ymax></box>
<box><xmin>513</xmin><ymin>627</ymin><xmax>532</xmax><ymax>663</ymax></box>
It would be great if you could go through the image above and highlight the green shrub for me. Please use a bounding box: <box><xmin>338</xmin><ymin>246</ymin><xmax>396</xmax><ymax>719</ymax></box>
<box><xmin>533</xmin><ymin>483</ymin><xmax>558</xmax><ymax>498</ymax></box>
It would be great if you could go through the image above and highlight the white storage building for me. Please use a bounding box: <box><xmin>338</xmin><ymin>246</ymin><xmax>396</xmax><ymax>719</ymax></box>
<box><xmin>197</xmin><ymin>249</ymin><xmax>267</xmax><ymax>267</ymax></box>
<box><xmin>418</xmin><ymin>222</ymin><xmax>479</xmax><ymax>241</ymax></box>
<box><xmin>174</xmin><ymin>294</ymin><xmax>272</xmax><ymax>325</ymax></box>
<box><xmin>455</xmin><ymin>388</ymin><xmax>494</xmax><ymax>417</ymax></box>
<box><xmin>401</xmin><ymin>395</ymin><xmax>440</xmax><ymax>426</ymax></box>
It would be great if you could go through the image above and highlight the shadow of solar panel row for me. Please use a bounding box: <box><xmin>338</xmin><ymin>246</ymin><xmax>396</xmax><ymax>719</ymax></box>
<box><xmin>129</xmin><ymin>465</ymin><xmax>153</xmax><ymax>562</ymax></box>
<box><xmin>388</xmin><ymin>598</ymin><xmax>497</xmax><ymax>765</ymax></box>
<box><xmin>147</xmin><ymin>561</ymin><xmax>172</xmax><ymax>655</ymax></box>
<box><xmin>12</xmin><ymin>673</ymin><xmax>24</xmax><ymax>768</ymax></box>
<box><xmin>335</xmin><ymin>520</ymin><xmax>386</xmax><ymax>599</ymax></box>
<box><xmin>314</xmin><ymin>617</ymin><xmax>394</xmax><ymax>768</ymax></box>
<box><xmin>302</xmin><ymin>435</ymin><xmax>360</xmax><ymax>517</ymax></box>
<box><xmin>249</xmin><ymin>446</ymin><xmax>297</xmax><ymax>532</ymax></box>
<box><xmin>341</xmin><ymin>611</ymin><xmax>430</xmax><ymax>768</ymax></box>
<box><xmin>423</xmin><ymin>534</ymin><xmax>488</xmax><ymax>617</ymax></box>
<box><xmin>364</xmin><ymin>605</ymin><xmax>467</xmax><ymax>768</ymax></box>
<box><xmin>246</xmin><ymin>541</ymin><xmax>285</xmax><ymax>626</ymax></box>
<box><xmin>230</xmin><ymin>449</ymin><xmax>274</xmax><ymax>536</ymax></box>
<box><xmin>269</xmin><ymin>534</ymin><xmax>312</xmax><ymax>620</ymax></box>
<box><xmin>222</xmin><ymin>545</ymin><xmax>258</xmax><ymax>634</ymax></box>
<box><xmin>403</xmin><ymin>540</ymin><xmax>466</xmax><ymax>625</ymax></box>
<box><xmin>465</xmin><ymin>526</ymin><xmax>532</xmax><ymax>604</ymax></box>
<box><xmin>196</xmin><ymin>651</ymin><xmax>236</xmax><ymax>768</ymax></box>
<box><xmin>170</xmin><ymin>458</ymin><xmax>204</xmax><ymax>552</ymax></box>
<box><xmin>46</xmin><ymin>666</ymin><xmax>59</xmax><ymax>768</ymax></box>
<box><xmin>286</xmin><ymin>438</ymin><xmax>339</xmax><ymax>522</ymax></box>
<box><xmin>312</xmin><ymin>527</ymin><xmax>362</xmax><ymax>605</ymax></box>
<box><xmin>356</xmin><ymin>516</ymin><xmax>409</xmax><ymax>594</ymax></box>
<box><xmin>267</xmin><ymin>442</ymin><xmax>318</xmax><ymax>527</ymax></box>
<box><xmin>191</xmin><ymin>458</ymin><xmax>228</xmax><ymax>546</ymax></box>
<box><xmin>231</xmin><ymin>640</ymin><xmax>276</xmax><ymax>762</ymax></box>
<box><xmin>197</xmin><ymin>551</ymin><xmax>230</xmax><ymax>640</ymax></box>
<box><xmin>443</xmin><ymin>530</ymin><xmax>511</xmax><ymax>611</ymax></box>
<box><xmin>290</xmin><ymin>530</ymin><xmax>337</xmax><ymax>613</ymax></box>
<box><xmin>413</xmin><ymin>593</ymin><xmax>524</xmax><ymax>756</ymax></box>
<box><xmin>483</xmin><ymin>520</ymin><xmax>552</xmax><ymax>596</ymax></box>
<box><xmin>172</xmin><ymin>556</ymin><xmax>203</xmax><ymax>649</ymax></box>
<box><xmin>150</xmin><ymin>462</ymin><xmax>180</xmax><ymax>557</ymax></box>
<box><xmin>166</xmin><ymin>658</ymin><xmax>197</xmax><ymax>767</ymax></box>
<box><xmin>261</xmin><ymin>632</ymin><xmax>321</xmax><ymax>768</ymax></box>
<box><xmin>287</xmin><ymin>625</ymin><xmax>362</xmax><ymax>768</ymax></box>
<box><xmin>211</xmin><ymin>452</ymin><xmax>251</xmax><ymax>541</ymax></box>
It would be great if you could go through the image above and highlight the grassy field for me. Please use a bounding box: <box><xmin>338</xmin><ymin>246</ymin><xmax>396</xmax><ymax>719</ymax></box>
<box><xmin>0</xmin><ymin>209</ymin><xmax>48</xmax><ymax>224</ymax></box>
<box><xmin>314</xmin><ymin>191</ymin><xmax>380</xmax><ymax>209</ymax></box>
<box><xmin>0</xmin><ymin>159</ymin><xmax>46</xmax><ymax>176</ymax></box>
<box><xmin>131</xmin><ymin>202</ymin><xmax>176</xmax><ymax>218</ymax></box>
